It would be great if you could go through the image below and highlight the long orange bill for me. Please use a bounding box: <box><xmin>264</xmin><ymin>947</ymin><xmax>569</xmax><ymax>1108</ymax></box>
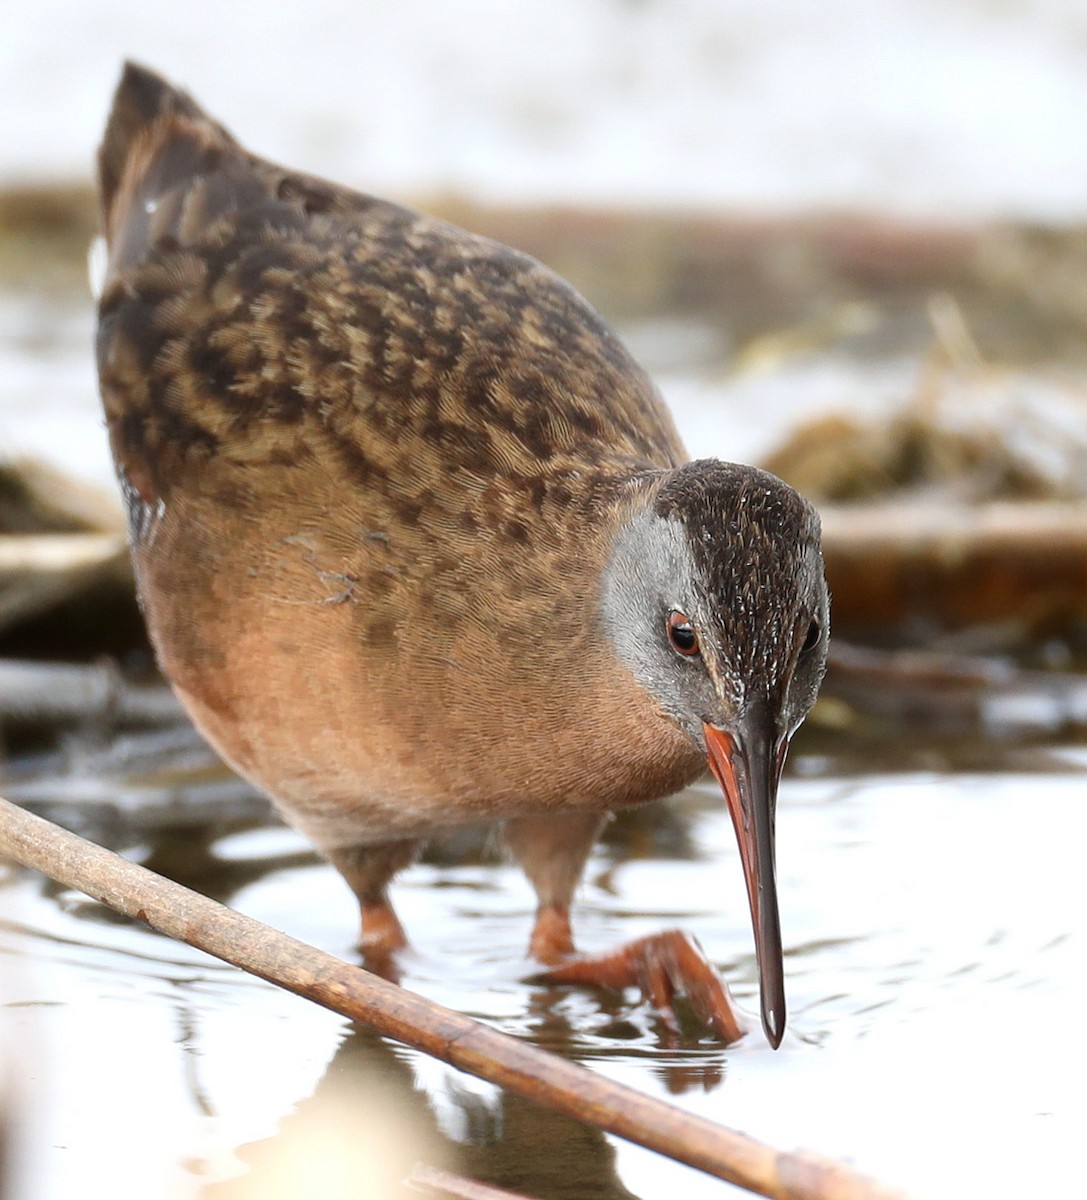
<box><xmin>703</xmin><ymin>703</ymin><xmax>787</xmax><ymax>1048</ymax></box>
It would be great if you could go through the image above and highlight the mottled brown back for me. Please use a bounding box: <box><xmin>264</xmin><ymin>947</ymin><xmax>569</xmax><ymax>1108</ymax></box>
<box><xmin>97</xmin><ymin>64</ymin><xmax>684</xmax><ymax>517</ymax></box>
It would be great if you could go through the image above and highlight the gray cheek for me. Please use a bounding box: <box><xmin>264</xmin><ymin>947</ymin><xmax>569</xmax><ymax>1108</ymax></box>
<box><xmin>600</xmin><ymin>510</ymin><xmax>692</xmax><ymax>665</ymax></box>
<box><xmin>642</xmin><ymin>652</ymin><xmax>714</xmax><ymax>741</ymax></box>
<box><xmin>675</xmin><ymin>668</ymin><xmax>719</xmax><ymax>740</ymax></box>
<box><xmin>601</xmin><ymin>509</ymin><xmax>706</xmax><ymax>743</ymax></box>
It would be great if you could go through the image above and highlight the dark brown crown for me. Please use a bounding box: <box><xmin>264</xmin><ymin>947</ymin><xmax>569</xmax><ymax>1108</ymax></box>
<box><xmin>654</xmin><ymin>460</ymin><xmax>823</xmax><ymax>693</ymax></box>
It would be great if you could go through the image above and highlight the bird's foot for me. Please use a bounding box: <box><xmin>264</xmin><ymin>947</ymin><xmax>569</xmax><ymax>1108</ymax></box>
<box><xmin>527</xmin><ymin>929</ymin><xmax>748</xmax><ymax>1046</ymax></box>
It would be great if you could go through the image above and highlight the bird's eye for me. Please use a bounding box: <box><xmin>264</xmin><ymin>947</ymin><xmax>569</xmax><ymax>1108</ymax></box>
<box><xmin>801</xmin><ymin>619</ymin><xmax>822</xmax><ymax>654</ymax></box>
<box><xmin>667</xmin><ymin>610</ymin><xmax>700</xmax><ymax>657</ymax></box>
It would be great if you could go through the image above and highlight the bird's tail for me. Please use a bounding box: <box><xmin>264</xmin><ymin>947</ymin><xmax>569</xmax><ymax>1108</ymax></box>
<box><xmin>98</xmin><ymin>62</ymin><xmax>229</xmax><ymax>216</ymax></box>
<box><xmin>97</xmin><ymin>62</ymin><xmax>244</xmax><ymax>277</ymax></box>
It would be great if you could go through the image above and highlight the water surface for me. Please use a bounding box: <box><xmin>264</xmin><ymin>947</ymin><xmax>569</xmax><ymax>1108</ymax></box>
<box><xmin>1</xmin><ymin>735</ymin><xmax>1080</xmax><ymax>1199</ymax></box>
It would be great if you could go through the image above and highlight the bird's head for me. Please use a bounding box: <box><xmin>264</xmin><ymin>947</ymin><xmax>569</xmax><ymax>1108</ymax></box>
<box><xmin>603</xmin><ymin>459</ymin><xmax>829</xmax><ymax>1047</ymax></box>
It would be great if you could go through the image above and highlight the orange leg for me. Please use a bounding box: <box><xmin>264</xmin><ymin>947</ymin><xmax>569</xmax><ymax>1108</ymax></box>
<box><xmin>357</xmin><ymin>897</ymin><xmax>408</xmax><ymax>980</ymax></box>
<box><xmin>528</xmin><ymin>901</ymin><xmax>576</xmax><ymax>964</ymax></box>
<box><xmin>327</xmin><ymin>838</ymin><xmax>420</xmax><ymax>980</ymax></box>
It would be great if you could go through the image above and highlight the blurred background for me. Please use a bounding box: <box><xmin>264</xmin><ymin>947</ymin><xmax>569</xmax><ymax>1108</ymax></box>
<box><xmin>1</xmin><ymin>3</ymin><xmax>1084</xmax><ymax>1199</ymax></box>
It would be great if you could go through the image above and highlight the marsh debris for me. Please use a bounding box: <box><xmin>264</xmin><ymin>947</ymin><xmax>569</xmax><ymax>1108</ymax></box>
<box><xmin>0</xmin><ymin>458</ymin><xmax>131</xmax><ymax>638</ymax></box>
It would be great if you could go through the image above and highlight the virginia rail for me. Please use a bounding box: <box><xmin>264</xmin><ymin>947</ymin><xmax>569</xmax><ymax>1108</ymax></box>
<box><xmin>95</xmin><ymin>63</ymin><xmax>829</xmax><ymax>1048</ymax></box>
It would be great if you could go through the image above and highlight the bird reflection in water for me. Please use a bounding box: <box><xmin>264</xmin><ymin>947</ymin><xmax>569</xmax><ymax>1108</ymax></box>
<box><xmin>199</xmin><ymin>1022</ymin><xmax>646</xmax><ymax>1200</ymax></box>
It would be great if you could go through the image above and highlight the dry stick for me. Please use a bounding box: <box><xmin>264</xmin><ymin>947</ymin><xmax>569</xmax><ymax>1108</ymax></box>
<box><xmin>0</xmin><ymin>797</ymin><xmax>908</xmax><ymax>1200</ymax></box>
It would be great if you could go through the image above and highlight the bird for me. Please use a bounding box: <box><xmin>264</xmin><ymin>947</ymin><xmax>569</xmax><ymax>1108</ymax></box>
<box><xmin>94</xmin><ymin>63</ymin><xmax>829</xmax><ymax>1049</ymax></box>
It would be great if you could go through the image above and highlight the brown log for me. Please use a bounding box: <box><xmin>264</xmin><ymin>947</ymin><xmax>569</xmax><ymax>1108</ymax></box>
<box><xmin>0</xmin><ymin>796</ymin><xmax>909</xmax><ymax>1200</ymax></box>
<box><xmin>824</xmin><ymin>640</ymin><xmax>1087</xmax><ymax>735</ymax></box>
<box><xmin>819</xmin><ymin>501</ymin><xmax>1087</xmax><ymax>632</ymax></box>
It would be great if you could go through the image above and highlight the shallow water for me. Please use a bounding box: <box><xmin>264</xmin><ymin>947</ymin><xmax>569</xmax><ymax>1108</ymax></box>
<box><xmin>1</xmin><ymin>734</ymin><xmax>1081</xmax><ymax>1199</ymax></box>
